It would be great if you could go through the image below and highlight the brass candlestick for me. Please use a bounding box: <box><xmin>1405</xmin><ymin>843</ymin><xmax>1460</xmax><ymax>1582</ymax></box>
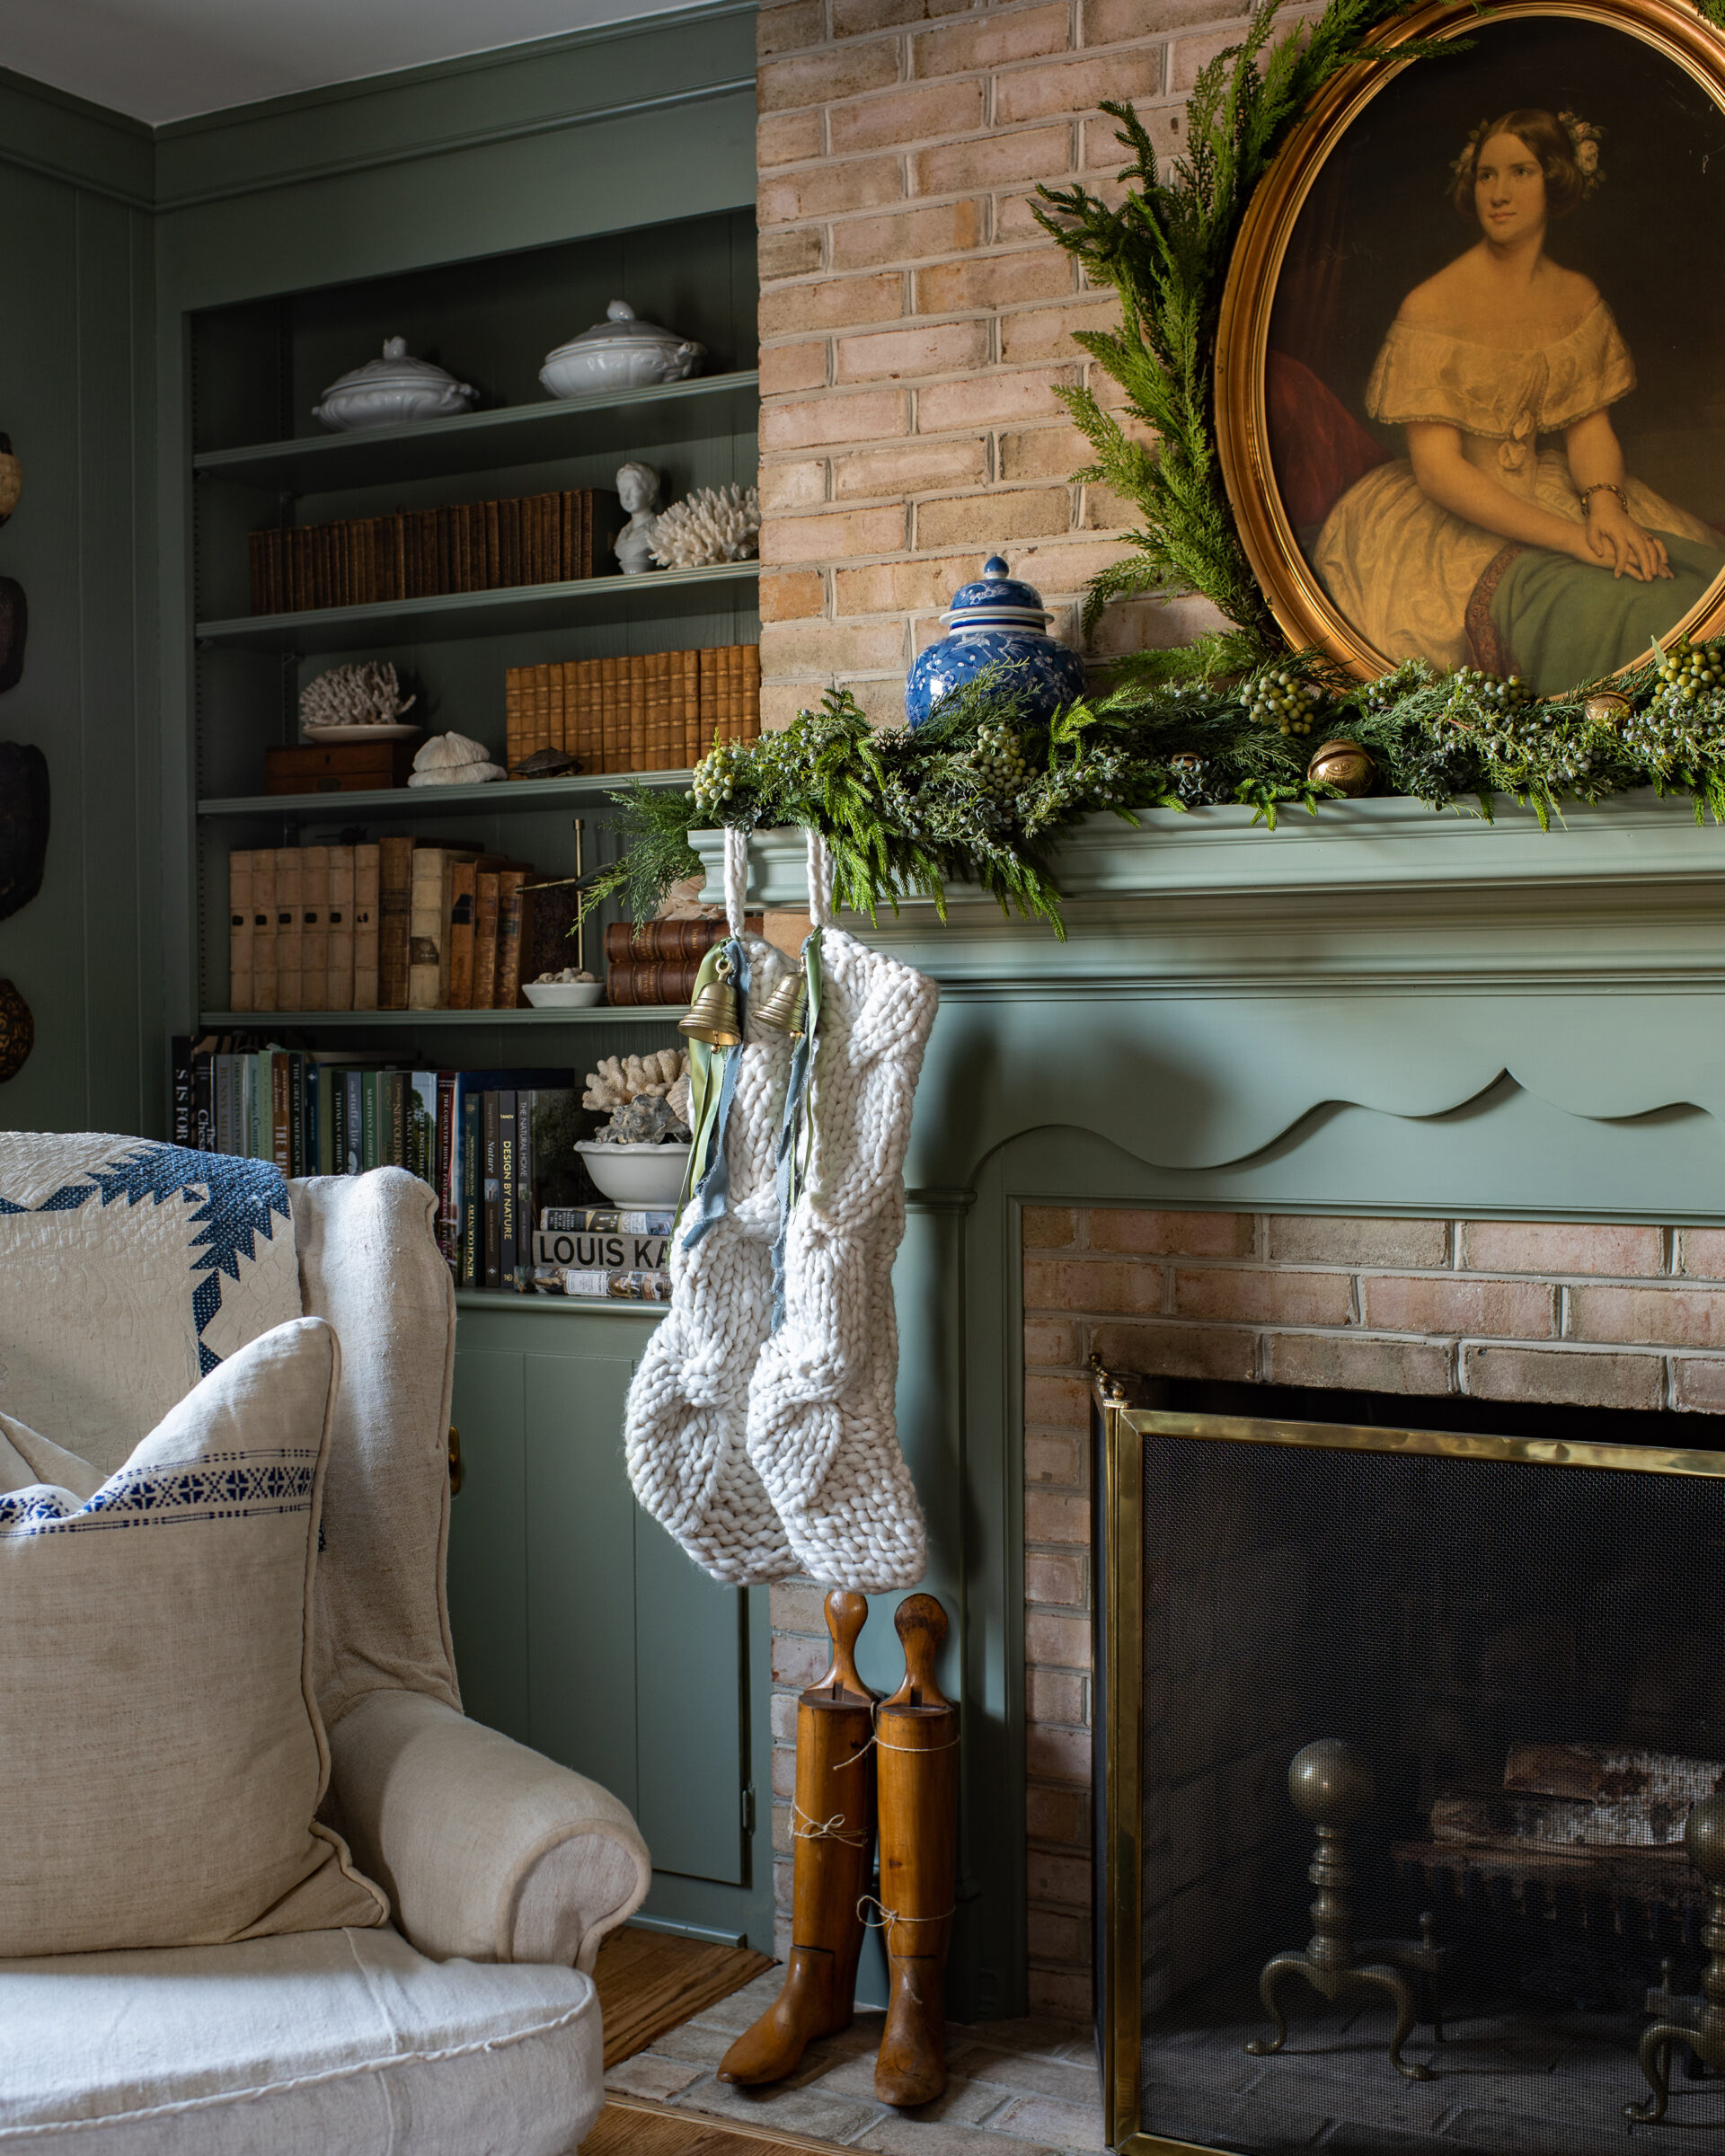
<box><xmin>1626</xmin><ymin>1796</ymin><xmax>1725</xmax><ymax>2123</ymax></box>
<box><xmin>1247</xmin><ymin>1738</ymin><xmax>1436</xmax><ymax>2083</ymax></box>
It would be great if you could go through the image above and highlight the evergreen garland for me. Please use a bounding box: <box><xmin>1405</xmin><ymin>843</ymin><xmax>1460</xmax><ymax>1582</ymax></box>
<box><xmin>582</xmin><ymin>0</ymin><xmax>1725</xmax><ymax>939</ymax></box>
<box><xmin>583</xmin><ymin>649</ymin><xmax>1725</xmax><ymax>940</ymax></box>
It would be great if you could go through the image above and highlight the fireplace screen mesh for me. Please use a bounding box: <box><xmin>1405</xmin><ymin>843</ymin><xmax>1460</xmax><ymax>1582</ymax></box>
<box><xmin>1137</xmin><ymin>1427</ymin><xmax>1725</xmax><ymax>2155</ymax></box>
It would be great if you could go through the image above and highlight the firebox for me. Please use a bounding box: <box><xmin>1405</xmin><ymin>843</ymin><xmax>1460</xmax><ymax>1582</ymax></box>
<box><xmin>1092</xmin><ymin>1365</ymin><xmax>1725</xmax><ymax>2156</ymax></box>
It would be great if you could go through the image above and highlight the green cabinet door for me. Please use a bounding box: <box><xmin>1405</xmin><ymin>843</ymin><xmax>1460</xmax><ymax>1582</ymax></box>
<box><xmin>446</xmin><ymin>1311</ymin><xmax>749</xmax><ymax>1892</ymax></box>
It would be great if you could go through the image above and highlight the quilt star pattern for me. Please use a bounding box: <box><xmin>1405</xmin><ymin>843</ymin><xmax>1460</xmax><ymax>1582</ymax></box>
<box><xmin>0</xmin><ymin>1135</ymin><xmax>301</xmax><ymax>1477</ymax></box>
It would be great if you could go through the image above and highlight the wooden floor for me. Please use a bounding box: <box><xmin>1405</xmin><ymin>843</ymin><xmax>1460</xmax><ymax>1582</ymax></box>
<box><xmin>588</xmin><ymin>2095</ymin><xmax>846</xmax><ymax>2156</ymax></box>
<box><xmin>594</xmin><ymin>1923</ymin><xmax>774</xmax><ymax>2069</ymax></box>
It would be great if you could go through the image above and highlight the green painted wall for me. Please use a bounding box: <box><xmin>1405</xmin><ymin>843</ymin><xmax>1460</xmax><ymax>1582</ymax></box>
<box><xmin>0</xmin><ymin>73</ymin><xmax>157</xmax><ymax>1134</ymax></box>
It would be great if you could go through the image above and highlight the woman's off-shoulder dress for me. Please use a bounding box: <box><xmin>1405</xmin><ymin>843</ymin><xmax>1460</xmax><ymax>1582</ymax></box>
<box><xmin>1313</xmin><ymin>301</ymin><xmax>1724</xmax><ymax>689</ymax></box>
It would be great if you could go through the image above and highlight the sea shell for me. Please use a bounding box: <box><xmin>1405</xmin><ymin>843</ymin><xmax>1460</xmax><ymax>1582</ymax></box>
<box><xmin>407</xmin><ymin>731</ymin><xmax>505</xmax><ymax>785</ymax></box>
<box><xmin>1583</xmin><ymin>691</ymin><xmax>1632</xmax><ymax>729</ymax></box>
<box><xmin>1307</xmin><ymin>738</ymin><xmax>1375</xmax><ymax>797</ymax></box>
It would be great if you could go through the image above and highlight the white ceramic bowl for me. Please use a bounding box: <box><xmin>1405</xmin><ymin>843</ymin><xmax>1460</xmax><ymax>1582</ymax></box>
<box><xmin>575</xmin><ymin>1140</ymin><xmax>690</xmax><ymax>1207</ymax></box>
<box><xmin>522</xmin><ymin>980</ymin><xmax>604</xmax><ymax>1009</ymax></box>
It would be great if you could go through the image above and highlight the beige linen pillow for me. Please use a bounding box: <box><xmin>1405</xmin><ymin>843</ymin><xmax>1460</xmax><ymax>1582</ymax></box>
<box><xmin>0</xmin><ymin>1316</ymin><xmax>389</xmax><ymax>1956</ymax></box>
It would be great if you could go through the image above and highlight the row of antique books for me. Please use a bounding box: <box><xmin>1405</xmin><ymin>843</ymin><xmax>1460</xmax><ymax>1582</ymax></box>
<box><xmin>226</xmin><ymin>841</ymin><xmax>590</xmax><ymax>1013</ymax></box>
<box><xmin>169</xmin><ymin>1044</ymin><xmax>659</xmax><ymax>1294</ymax></box>
<box><xmin>602</xmin><ymin>915</ymin><xmax>757</xmax><ymax>1008</ymax></box>
<box><xmin>503</xmin><ymin>645</ymin><xmax>760</xmax><ymax>775</ymax></box>
<box><xmin>246</xmin><ymin>489</ymin><xmax>614</xmax><ymax>615</ymax></box>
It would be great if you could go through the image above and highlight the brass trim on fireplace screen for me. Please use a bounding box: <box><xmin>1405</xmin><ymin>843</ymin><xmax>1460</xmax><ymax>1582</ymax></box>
<box><xmin>1089</xmin><ymin>1376</ymin><xmax>1725</xmax><ymax>2156</ymax></box>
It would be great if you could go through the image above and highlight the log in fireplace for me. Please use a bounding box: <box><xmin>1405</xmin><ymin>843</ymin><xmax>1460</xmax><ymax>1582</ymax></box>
<box><xmin>1092</xmin><ymin>1365</ymin><xmax>1725</xmax><ymax>2155</ymax></box>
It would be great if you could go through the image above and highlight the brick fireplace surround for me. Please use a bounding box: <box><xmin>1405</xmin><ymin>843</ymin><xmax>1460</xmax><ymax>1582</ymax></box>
<box><xmin>769</xmin><ymin>1206</ymin><xmax>1725</xmax><ymax>2015</ymax></box>
<box><xmin>745</xmin><ymin>0</ymin><xmax>1725</xmax><ymax>2045</ymax></box>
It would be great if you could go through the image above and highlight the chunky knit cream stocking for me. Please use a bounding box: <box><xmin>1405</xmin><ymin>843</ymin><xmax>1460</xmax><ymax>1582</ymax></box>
<box><xmin>746</xmin><ymin>835</ymin><xmax>939</xmax><ymax>1592</ymax></box>
<box><xmin>624</xmin><ymin>831</ymin><xmax>799</xmax><ymax>1584</ymax></box>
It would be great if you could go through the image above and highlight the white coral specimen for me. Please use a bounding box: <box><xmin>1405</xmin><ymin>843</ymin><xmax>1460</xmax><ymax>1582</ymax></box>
<box><xmin>298</xmin><ymin>661</ymin><xmax>416</xmax><ymax>736</ymax></box>
<box><xmin>650</xmin><ymin>483</ymin><xmax>761</xmax><ymax>569</ymax></box>
<box><xmin>582</xmin><ymin>1048</ymin><xmax>687</xmax><ymax>1111</ymax></box>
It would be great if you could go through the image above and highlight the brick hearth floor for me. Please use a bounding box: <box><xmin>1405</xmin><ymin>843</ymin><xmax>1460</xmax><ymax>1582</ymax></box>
<box><xmin>605</xmin><ymin>1968</ymin><xmax>1106</xmax><ymax>2156</ymax></box>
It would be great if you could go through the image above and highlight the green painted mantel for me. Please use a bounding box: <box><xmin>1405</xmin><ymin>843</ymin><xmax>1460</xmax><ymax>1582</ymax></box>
<box><xmin>696</xmin><ymin>796</ymin><xmax>1725</xmax><ymax>2019</ymax></box>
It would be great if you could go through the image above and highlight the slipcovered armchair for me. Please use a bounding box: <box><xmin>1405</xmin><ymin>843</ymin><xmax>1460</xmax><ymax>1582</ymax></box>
<box><xmin>0</xmin><ymin>1154</ymin><xmax>650</xmax><ymax>2156</ymax></box>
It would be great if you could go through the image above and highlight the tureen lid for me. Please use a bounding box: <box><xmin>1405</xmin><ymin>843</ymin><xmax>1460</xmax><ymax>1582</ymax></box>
<box><xmin>547</xmin><ymin>299</ymin><xmax>696</xmax><ymax>355</ymax></box>
<box><xmin>942</xmin><ymin>555</ymin><xmax>1051</xmax><ymax>625</ymax></box>
<box><xmin>319</xmin><ymin>337</ymin><xmax>472</xmax><ymax>399</ymax></box>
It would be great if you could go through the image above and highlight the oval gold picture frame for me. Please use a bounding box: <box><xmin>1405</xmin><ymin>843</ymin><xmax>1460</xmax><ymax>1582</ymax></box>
<box><xmin>1215</xmin><ymin>0</ymin><xmax>1725</xmax><ymax>680</ymax></box>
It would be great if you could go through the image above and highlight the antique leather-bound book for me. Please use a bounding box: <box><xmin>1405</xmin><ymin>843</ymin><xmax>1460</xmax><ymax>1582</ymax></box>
<box><xmin>299</xmin><ymin>844</ymin><xmax>330</xmax><ymax>1013</ymax></box>
<box><xmin>273</xmin><ymin>847</ymin><xmax>304</xmax><ymax>1012</ymax></box>
<box><xmin>352</xmin><ymin>844</ymin><xmax>381</xmax><ymax>1011</ymax></box>
<box><xmin>228</xmin><ymin>850</ymin><xmax>254</xmax><ymax>1012</ymax></box>
<box><xmin>376</xmin><ymin>835</ymin><xmax>418</xmax><ymax>1011</ymax></box>
<box><xmin>325</xmin><ymin>845</ymin><xmax>355</xmax><ymax>1012</ymax></box>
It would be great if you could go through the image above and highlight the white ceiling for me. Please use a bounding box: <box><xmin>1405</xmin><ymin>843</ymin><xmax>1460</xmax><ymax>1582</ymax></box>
<box><xmin>0</xmin><ymin>0</ymin><xmax>700</xmax><ymax>128</ymax></box>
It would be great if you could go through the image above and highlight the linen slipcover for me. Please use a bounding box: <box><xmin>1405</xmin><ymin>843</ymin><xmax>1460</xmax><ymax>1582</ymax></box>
<box><xmin>0</xmin><ymin>1926</ymin><xmax>602</xmax><ymax>2156</ymax></box>
<box><xmin>0</xmin><ymin>1146</ymin><xmax>649</xmax><ymax>2154</ymax></box>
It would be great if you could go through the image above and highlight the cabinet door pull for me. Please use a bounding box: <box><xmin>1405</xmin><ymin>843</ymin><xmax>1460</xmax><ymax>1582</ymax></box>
<box><xmin>448</xmin><ymin>1424</ymin><xmax>464</xmax><ymax>1496</ymax></box>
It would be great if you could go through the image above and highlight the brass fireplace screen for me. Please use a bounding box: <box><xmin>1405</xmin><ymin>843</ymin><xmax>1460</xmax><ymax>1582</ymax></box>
<box><xmin>1090</xmin><ymin>1368</ymin><xmax>1725</xmax><ymax>2156</ymax></box>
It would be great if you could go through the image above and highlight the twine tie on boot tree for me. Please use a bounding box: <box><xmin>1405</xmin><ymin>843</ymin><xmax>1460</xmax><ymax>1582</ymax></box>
<box><xmin>873</xmin><ymin>1593</ymin><xmax>960</xmax><ymax>2108</ymax></box>
<box><xmin>747</xmin><ymin>830</ymin><xmax>939</xmax><ymax>1592</ymax></box>
<box><xmin>720</xmin><ymin>1592</ymin><xmax>880</xmax><ymax>2087</ymax></box>
<box><xmin>624</xmin><ymin>827</ymin><xmax>800</xmax><ymax>1583</ymax></box>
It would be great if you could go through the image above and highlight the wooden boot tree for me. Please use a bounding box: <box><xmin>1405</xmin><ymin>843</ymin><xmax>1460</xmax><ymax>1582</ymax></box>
<box><xmin>718</xmin><ymin>1591</ymin><xmax>879</xmax><ymax>2087</ymax></box>
<box><xmin>873</xmin><ymin>1593</ymin><xmax>960</xmax><ymax>2107</ymax></box>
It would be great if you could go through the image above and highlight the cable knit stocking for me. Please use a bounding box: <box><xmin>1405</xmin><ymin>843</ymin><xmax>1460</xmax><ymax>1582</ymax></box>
<box><xmin>746</xmin><ymin>835</ymin><xmax>939</xmax><ymax>1592</ymax></box>
<box><xmin>624</xmin><ymin>831</ymin><xmax>799</xmax><ymax>1585</ymax></box>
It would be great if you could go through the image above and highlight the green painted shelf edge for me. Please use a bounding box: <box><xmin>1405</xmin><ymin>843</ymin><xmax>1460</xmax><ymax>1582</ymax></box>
<box><xmin>456</xmin><ymin>1288</ymin><xmax>666</xmax><ymax>1317</ymax></box>
<box><xmin>199</xmin><ymin>1007</ymin><xmax>685</xmax><ymax>1026</ymax></box>
<box><xmin>196</xmin><ymin>561</ymin><xmax>761</xmax><ymax>652</ymax></box>
<box><xmin>192</xmin><ymin>371</ymin><xmax>761</xmax><ymax>493</ymax></box>
<box><xmin>199</xmin><ymin>768</ymin><xmax>694</xmax><ymax>817</ymax></box>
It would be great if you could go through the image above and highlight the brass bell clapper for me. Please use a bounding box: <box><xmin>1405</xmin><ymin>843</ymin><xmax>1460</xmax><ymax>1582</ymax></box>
<box><xmin>679</xmin><ymin>947</ymin><xmax>743</xmax><ymax>1047</ymax></box>
<box><xmin>1248</xmin><ymin>1738</ymin><xmax>1446</xmax><ymax>2082</ymax></box>
<box><xmin>1626</xmin><ymin>1795</ymin><xmax>1725</xmax><ymax>2123</ymax></box>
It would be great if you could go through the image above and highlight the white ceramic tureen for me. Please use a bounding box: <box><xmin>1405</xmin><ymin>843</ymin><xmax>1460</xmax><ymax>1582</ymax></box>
<box><xmin>538</xmin><ymin>301</ymin><xmax>706</xmax><ymax>399</ymax></box>
<box><xmin>312</xmin><ymin>338</ymin><xmax>477</xmax><ymax>431</ymax></box>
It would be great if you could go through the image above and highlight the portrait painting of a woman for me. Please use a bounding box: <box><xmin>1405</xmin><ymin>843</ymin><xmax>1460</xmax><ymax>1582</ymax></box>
<box><xmin>1246</xmin><ymin>13</ymin><xmax>1725</xmax><ymax>691</ymax></box>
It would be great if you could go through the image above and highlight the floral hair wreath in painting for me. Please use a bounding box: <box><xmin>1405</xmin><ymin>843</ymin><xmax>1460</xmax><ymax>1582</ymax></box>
<box><xmin>588</xmin><ymin>0</ymin><xmax>1725</xmax><ymax>944</ymax></box>
<box><xmin>1449</xmin><ymin>109</ymin><xmax>1605</xmax><ymax>199</ymax></box>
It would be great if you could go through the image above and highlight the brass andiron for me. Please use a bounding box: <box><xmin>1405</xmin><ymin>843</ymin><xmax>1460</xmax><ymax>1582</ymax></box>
<box><xmin>1626</xmin><ymin>1795</ymin><xmax>1725</xmax><ymax>2122</ymax></box>
<box><xmin>1248</xmin><ymin>1738</ymin><xmax>1437</xmax><ymax>2082</ymax></box>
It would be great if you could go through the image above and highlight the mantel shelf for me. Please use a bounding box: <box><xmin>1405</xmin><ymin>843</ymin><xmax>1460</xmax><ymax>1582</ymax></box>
<box><xmin>199</xmin><ymin>769</ymin><xmax>692</xmax><ymax>817</ymax></box>
<box><xmin>196</xmin><ymin>561</ymin><xmax>760</xmax><ymax>654</ymax></box>
<box><xmin>199</xmin><ymin>1007</ymin><xmax>683</xmax><ymax>1028</ymax></box>
<box><xmin>700</xmin><ymin>793</ymin><xmax>1725</xmax><ymax>916</ymax></box>
<box><xmin>191</xmin><ymin>371</ymin><xmax>760</xmax><ymax>494</ymax></box>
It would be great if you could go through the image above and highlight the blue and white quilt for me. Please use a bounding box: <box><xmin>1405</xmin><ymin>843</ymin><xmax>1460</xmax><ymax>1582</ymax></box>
<box><xmin>0</xmin><ymin>1134</ymin><xmax>300</xmax><ymax>1478</ymax></box>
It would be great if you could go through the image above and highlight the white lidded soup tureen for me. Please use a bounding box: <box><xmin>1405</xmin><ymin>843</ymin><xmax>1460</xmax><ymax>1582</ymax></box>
<box><xmin>539</xmin><ymin>301</ymin><xmax>706</xmax><ymax>399</ymax></box>
<box><xmin>312</xmin><ymin>338</ymin><xmax>477</xmax><ymax>431</ymax></box>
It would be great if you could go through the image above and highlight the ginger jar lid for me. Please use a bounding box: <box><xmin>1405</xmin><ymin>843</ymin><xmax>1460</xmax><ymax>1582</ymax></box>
<box><xmin>942</xmin><ymin>555</ymin><xmax>1051</xmax><ymax>628</ymax></box>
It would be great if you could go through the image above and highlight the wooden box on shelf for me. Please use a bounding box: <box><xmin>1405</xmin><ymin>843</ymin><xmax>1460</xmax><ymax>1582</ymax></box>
<box><xmin>265</xmin><ymin>740</ymin><xmax>417</xmax><ymax>794</ymax></box>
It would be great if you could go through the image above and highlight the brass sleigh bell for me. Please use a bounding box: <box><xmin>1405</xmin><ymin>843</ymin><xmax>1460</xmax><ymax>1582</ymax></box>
<box><xmin>678</xmin><ymin>949</ymin><xmax>742</xmax><ymax>1047</ymax></box>
<box><xmin>753</xmin><ymin>966</ymin><xmax>808</xmax><ymax>1038</ymax></box>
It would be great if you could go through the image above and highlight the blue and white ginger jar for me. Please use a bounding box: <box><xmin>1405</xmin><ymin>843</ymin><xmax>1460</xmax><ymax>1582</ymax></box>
<box><xmin>904</xmin><ymin>555</ymin><xmax>1088</xmax><ymax>729</ymax></box>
